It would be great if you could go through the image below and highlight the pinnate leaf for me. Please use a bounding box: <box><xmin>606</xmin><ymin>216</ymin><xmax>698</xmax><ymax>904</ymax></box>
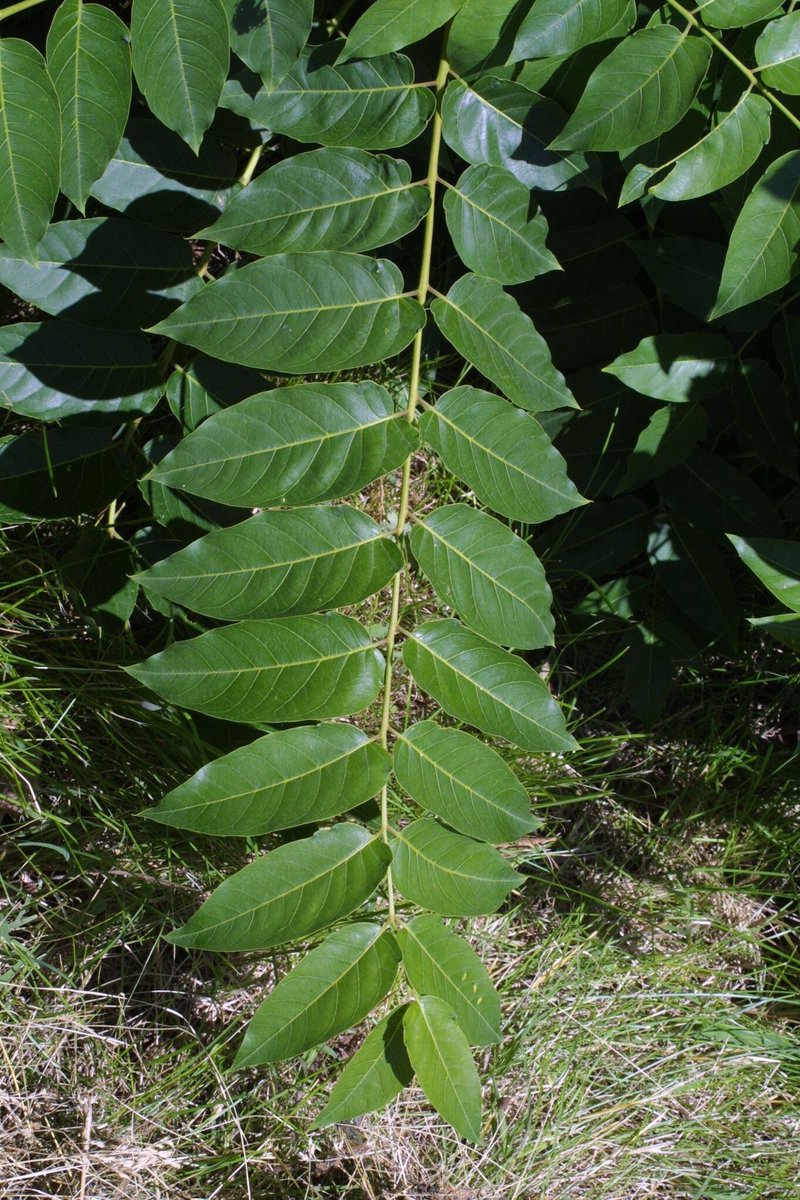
<box><xmin>150</xmin><ymin>252</ymin><xmax>425</xmax><ymax>373</ymax></box>
<box><xmin>403</xmin><ymin>996</ymin><xmax>482</xmax><ymax>1141</ymax></box>
<box><xmin>511</xmin><ymin>0</ymin><xmax>634</xmax><ymax>61</ymax></box>
<box><xmin>144</xmin><ymin>724</ymin><xmax>391</xmax><ymax>835</ymax></box>
<box><xmin>604</xmin><ymin>334</ymin><xmax>734</xmax><ymax>403</ymax></box>
<box><xmin>696</xmin><ymin>0</ymin><xmax>781</xmax><ymax>26</ymax></box>
<box><xmin>403</xmin><ymin>618</ymin><xmax>578</xmax><ymax>752</ymax></box>
<box><xmin>313</xmin><ymin>1006</ymin><xmax>412</xmax><ymax>1127</ymax></box>
<box><xmin>728</xmin><ymin>535</ymin><xmax>800</xmax><ymax>614</ymax></box>
<box><xmin>391</xmin><ymin>818</ymin><xmax>520</xmax><ymax>917</ymax></box>
<box><xmin>755</xmin><ymin>13</ymin><xmax>800</xmax><ymax>93</ymax></box>
<box><xmin>234</xmin><ymin>924</ymin><xmax>400</xmax><ymax>1067</ymax></box>
<box><xmin>339</xmin><ymin>0</ymin><xmax>466</xmax><ymax>63</ymax></box>
<box><xmin>224</xmin><ymin>0</ymin><xmax>312</xmax><ymax>87</ymax></box>
<box><xmin>393</xmin><ymin>720</ymin><xmax>535</xmax><ymax>843</ymax></box>
<box><xmin>0</xmin><ymin>427</ymin><xmax>132</xmax><ymax>521</ymax></box>
<box><xmin>167</xmin><ymin>823</ymin><xmax>391</xmax><ymax>950</ymax></box>
<box><xmin>127</xmin><ymin>613</ymin><xmax>384</xmax><ymax>724</ymax></box>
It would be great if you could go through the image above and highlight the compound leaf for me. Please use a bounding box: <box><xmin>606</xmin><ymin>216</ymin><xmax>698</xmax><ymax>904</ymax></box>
<box><xmin>127</xmin><ymin>613</ymin><xmax>384</xmax><ymax>724</ymax></box>
<box><xmin>403</xmin><ymin>618</ymin><xmax>578</xmax><ymax>752</ymax></box>
<box><xmin>144</xmin><ymin>723</ymin><xmax>391</xmax><ymax>835</ymax></box>
<box><xmin>167</xmin><ymin>823</ymin><xmax>391</xmax><ymax>950</ymax></box>
<box><xmin>234</xmin><ymin>924</ymin><xmax>400</xmax><ymax>1066</ymax></box>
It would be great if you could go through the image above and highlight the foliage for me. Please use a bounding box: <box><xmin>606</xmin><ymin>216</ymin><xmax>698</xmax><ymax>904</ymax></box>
<box><xmin>0</xmin><ymin>0</ymin><xmax>798</xmax><ymax>1139</ymax></box>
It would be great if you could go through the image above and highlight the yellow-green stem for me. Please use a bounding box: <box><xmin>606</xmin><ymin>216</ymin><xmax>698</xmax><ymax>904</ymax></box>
<box><xmin>0</xmin><ymin>0</ymin><xmax>51</xmax><ymax>21</ymax></box>
<box><xmin>376</xmin><ymin>55</ymin><xmax>450</xmax><ymax>925</ymax></box>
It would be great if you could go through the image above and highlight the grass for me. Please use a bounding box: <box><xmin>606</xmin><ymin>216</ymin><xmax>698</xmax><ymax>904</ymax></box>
<box><xmin>1</xmin><ymin>519</ymin><xmax>799</xmax><ymax>1199</ymax></box>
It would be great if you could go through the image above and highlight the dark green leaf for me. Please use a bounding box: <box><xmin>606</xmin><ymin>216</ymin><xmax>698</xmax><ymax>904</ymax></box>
<box><xmin>713</xmin><ymin>152</ymin><xmax>800</xmax><ymax>317</ymax></box>
<box><xmin>150</xmin><ymin>252</ymin><xmax>425</xmax><ymax>372</ymax></box>
<box><xmin>136</xmin><ymin>505</ymin><xmax>402</xmax><ymax>620</ymax></box>
<box><xmin>60</xmin><ymin>527</ymin><xmax>137</xmax><ymax>632</ymax></box>
<box><xmin>143</xmin><ymin>723</ymin><xmax>391</xmax><ymax>835</ymax></box>
<box><xmin>397</xmin><ymin>916</ymin><xmax>501</xmax><ymax>1045</ymax></box>
<box><xmin>0</xmin><ymin>218</ymin><xmax>201</xmax><ymax>329</ymax></box>
<box><xmin>150</xmin><ymin>382</ymin><xmax>418</xmax><ymax>507</ymax></box>
<box><xmin>420</xmin><ymin>387</ymin><xmax>585</xmax><ymax>523</ymax></box>
<box><xmin>755</xmin><ymin>14</ymin><xmax>800</xmax><ymax>94</ymax></box>
<box><xmin>553</xmin><ymin>28</ymin><xmax>711</xmax><ymax>152</ymax></box>
<box><xmin>224</xmin><ymin>0</ymin><xmax>312</xmax><ymax>87</ymax></box>
<box><xmin>604</xmin><ymin>334</ymin><xmax>733</xmax><ymax>403</ymax></box>
<box><xmin>139</xmin><ymin>435</ymin><xmax>248</xmax><ymax>542</ymax></box>
<box><xmin>393</xmin><ymin>720</ymin><xmax>536</xmax><ymax>843</ymax></box>
<box><xmin>127</xmin><ymin>613</ymin><xmax>384</xmax><ymax>724</ymax></box>
<box><xmin>165</xmin><ymin>355</ymin><xmax>265</xmax><ymax>432</ymax></box>
<box><xmin>697</xmin><ymin>0</ymin><xmax>781</xmax><ymax>27</ymax></box>
<box><xmin>728</xmin><ymin>534</ymin><xmax>800</xmax><ymax>614</ymax></box>
<box><xmin>0</xmin><ymin>427</ymin><xmax>133</xmax><ymax>521</ymax></box>
<box><xmin>735</xmin><ymin>358</ymin><xmax>798</xmax><ymax>477</ymax></box>
<box><xmin>234</xmin><ymin>924</ymin><xmax>400</xmax><ymax>1066</ymax></box>
<box><xmin>622</xmin><ymin>623</ymin><xmax>673</xmax><ymax>726</ymax></box>
<box><xmin>657</xmin><ymin>449</ymin><xmax>781</xmax><ymax>540</ymax></box>
<box><xmin>131</xmin><ymin>0</ymin><xmax>229</xmax><ymax>152</ymax></box>
<box><xmin>0</xmin><ymin>39</ymin><xmax>60</xmax><ymax>261</ymax></box>
<box><xmin>748</xmin><ymin>613</ymin><xmax>800</xmax><ymax>650</ymax></box>
<box><xmin>616</xmin><ymin>402</ymin><xmax>708</xmax><ymax>492</ymax></box>
<box><xmin>446</xmin><ymin>0</ymin><xmax>526</xmax><ymax>75</ymax></box>
<box><xmin>403</xmin><ymin>996</ymin><xmax>482</xmax><ymax>1141</ymax></box>
<box><xmin>91</xmin><ymin>118</ymin><xmax>238</xmax><ymax>233</ymax></box>
<box><xmin>0</xmin><ymin>320</ymin><xmax>162</xmax><ymax>422</ymax></box>
<box><xmin>536</xmin><ymin>496</ymin><xmax>649</xmax><ymax>577</ymax></box>
<box><xmin>511</xmin><ymin>0</ymin><xmax>633</xmax><ymax>61</ymax></box>
<box><xmin>339</xmin><ymin>0</ymin><xmax>465</xmax><ymax>63</ymax></box>
<box><xmin>198</xmin><ymin>147</ymin><xmax>428</xmax><ymax>255</ymax></box>
<box><xmin>442</xmin><ymin>76</ymin><xmax>601</xmax><ymax>192</ymax></box>
<box><xmin>46</xmin><ymin>1</ymin><xmax>131</xmax><ymax>212</ymax></box>
<box><xmin>403</xmin><ymin>618</ymin><xmax>578</xmax><ymax>752</ymax></box>
<box><xmin>443</xmin><ymin>165</ymin><xmax>560</xmax><ymax>285</ymax></box>
<box><xmin>313</xmin><ymin>1006</ymin><xmax>413</xmax><ymax>1127</ymax></box>
<box><xmin>167</xmin><ymin>823</ymin><xmax>391</xmax><ymax>950</ymax></box>
<box><xmin>649</xmin><ymin>518</ymin><xmax>739</xmax><ymax>641</ymax></box>
<box><xmin>409</xmin><ymin>504</ymin><xmax>554</xmax><ymax>649</ymax></box>
<box><xmin>391</xmin><ymin>818</ymin><xmax>520</xmax><ymax>916</ymax></box>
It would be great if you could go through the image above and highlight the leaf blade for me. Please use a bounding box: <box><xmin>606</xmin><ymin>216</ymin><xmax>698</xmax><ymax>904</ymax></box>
<box><xmin>391</xmin><ymin>818</ymin><xmax>520</xmax><ymax>917</ymax></box>
<box><xmin>403</xmin><ymin>996</ymin><xmax>482</xmax><ymax>1141</ymax></box>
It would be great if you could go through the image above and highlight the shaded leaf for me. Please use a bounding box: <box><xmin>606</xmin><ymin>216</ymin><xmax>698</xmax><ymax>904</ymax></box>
<box><xmin>536</xmin><ymin>496</ymin><xmax>649</xmax><ymax>577</ymax></box>
<box><xmin>617</xmin><ymin>402</ymin><xmax>708</xmax><ymax>492</ymax></box>
<box><xmin>313</xmin><ymin>1006</ymin><xmax>412</xmax><ymax>1127</ymax></box>
<box><xmin>150</xmin><ymin>382</ymin><xmax>418</xmax><ymax>507</ymax></box>
<box><xmin>397</xmin><ymin>915</ymin><xmax>501</xmax><ymax>1045</ymax></box>
<box><xmin>150</xmin><ymin>252</ymin><xmax>425</xmax><ymax>372</ymax></box>
<box><xmin>420</xmin><ymin>387</ymin><xmax>585</xmax><ymax>524</ymax></box>
<box><xmin>199</xmin><ymin>147</ymin><xmax>428</xmax><ymax>255</ymax></box>
<box><xmin>144</xmin><ymin>723</ymin><xmax>391</xmax><ymax>835</ymax></box>
<box><xmin>165</xmin><ymin>354</ymin><xmax>265</xmax><ymax>432</ymax></box>
<box><xmin>657</xmin><ymin>449</ymin><xmax>781</xmax><ymax>540</ymax></box>
<box><xmin>604</xmin><ymin>334</ymin><xmax>733</xmax><ymax>403</ymax></box>
<box><xmin>735</xmin><ymin>358</ymin><xmax>798</xmax><ymax>477</ymax></box>
<box><xmin>403</xmin><ymin>618</ymin><xmax>578</xmax><ymax>752</ymax></box>
<box><xmin>234</xmin><ymin>924</ymin><xmax>400</xmax><ymax>1066</ymax></box>
<box><xmin>167</xmin><ymin>823</ymin><xmax>391</xmax><ymax>950</ymax></box>
<box><xmin>139</xmin><ymin>435</ymin><xmax>247</xmax><ymax>542</ymax></box>
<box><xmin>127</xmin><ymin>613</ymin><xmax>384</xmax><ymax>724</ymax></box>
<box><xmin>748</xmin><ymin>612</ymin><xmax>800</xmax><ymax>650</ymax></box>
<box><xmin>446</xmin><ymin>0</ymin><xmax>527</xmax><ymax>75</ymax></box>
<box><xmin>391</xmin><ymin>818</ymin><xmax>520</xmax><ymax>916</ymax></box>
<box><xmin>404</xmin><ymin>996</ymin><xmax>482</xmax><ymax>1141</ymax></box>
<box><xmin>224</xmin><ymin>0</ymin><xmax>312</xmax><ymax>88</ymax></box>
<box><xmin>728</xmin><ymin>534</ymin><xmax>800</xmax><ymax>614</ymax></box>
<box><xmin>339</xmin><ymin>0</ymin><xmax>465</xmax><ymax>63</ymax></box>
<box><xmin>393</xmin><ymin>720</ymin><xmax>535</xmax><ymax>843</ymax></box>
<box><xmin>622</xmin><ymin>623</ymin><xmax>673</xmax><ymax>726</ymax></box>
<box><xmin>136</xmin><ymin>505</ymin><xmax>402</xmax><ymax>621</ymax></box>
<box><xmin>60</xmin><ymin>527</ymin><xmax>137</xmax><ymax>632</ymax></box>
<box><xmin>409</xmin><ymin>504</ymin><xmax>554</xmax><ymax>649</ymax></box>
<box><xmin>511</xmin><ymin>0</ymin><xmax>633</xmax><ymax>61</ymax></box>
<box><xmin>0</xmin><ymin>427</ymin><xmax>133</xmax><ymax>521</ymax></box>
<box><xmin>648</xmin><ymin>518</ymin><xmax>739</xmax><ymax>641</ymax></box>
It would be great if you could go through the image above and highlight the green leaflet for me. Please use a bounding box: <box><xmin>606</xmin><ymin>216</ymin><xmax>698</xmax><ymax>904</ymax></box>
<box><xmin>397</xmin><ymin>916</ymin><xmax>501</xmax><ymax>1045</ymax></box>
<box><xmin>420</xmin><ymin>387</ymin><xmax>585</xmax><ymax>524</ymax></box>
<box><xmin>536</xmin><ymin>496</ymin><xmax>650</xmax><ymax>577</ymax></box>
<box><xmin>616</xmin><ymin>402</ymin><xmax>708</xmax><ymax>492</ymax></box>
<box><xmin>139</xmin><ymin>434</ymin><xmax>247</xmax><ymax>543</ymax></box>
<box><xmin>696</xmin><ymin>0</ymin><xmax>782</xmax><ymax>27</ymax></box>
<box><xmin>0</xmin><ymin>427</ymin><xmax>133</xmax><ymax>522</ymax></box>
<box><xmin>0</xmin><ymin>218</ymin><xmax>201</xmax><ymax>330</ymax></box>
<box><xmin>604</xmin><ymin>334</ymin><xmax>734</xmax><ymax>403</ymax></box>
<box><xmin>748</xmin><ymin>613</ymin><xmax>800</xmax><ymax>651</ymax></box>
<box><xmin>127</xmin><ymin>613</ymin><xmax>384</xmax><ymax>724</ymax></box>
<box><xmin>648</xmin><ymin>519</ymin><xmax>739</xmax><ymax>641</ymax></box>
<box><xmin>446</xmin><ymin>0</ymin><xmax>525</xmax><ymax>74</ymax></box>
<box><xmin>0</xmin><ymin>39</ymin><xmax>60</xmax><ymax>262</ymax></box>
<box><xmin>46</xmin><ymin>1</ymin><xmax>131</xmax><ymax>212</ymax></box>
<box><xmin>443</xmin><ymin>165</ymin><xmax>559</xmax><ymax>285</ymax></box>
<box><xmin>648</xmin><ymin>94</ymin><xmax>771</xmax><ymax>202</ymax></box>
<box><xmin>91</xmin><ymin>119</ymin><xmax>238</xmax><ymax>233</ymax></box>
<box><xmin>165</xmin><ymin>355</ymin><xmax>265</xmax><ymax>432</ymax></box>
<box><xmin>403</xmin><ymin>996</ymin><xmax>482</xmax><ymax>1141</ymax></box>
<box><xmin>313</xmin><ymin>1005</ymin><xmax>413</xmax><ymax>1127</ymax></box>
<box><xmin>224</xmin><ymin>0</ymin><xmax>312</xmax><ymax>88</ymax></box>
<box><xmin>198</xmin><ymin>147</ymin><xmax>428</xmax><ymax>255</ymax></box>
<box><xmin>713</xmin><ymin>153</ymin><xmax>800</xmax><ymax>317</ymax></box>
<box><xmin>442</xmin><ymin>76</ymin><xmax>600</xmax><ymax>193</ymax></box>
<box><xmin>403</xmin><ymin>618</ymin><xmax>578</xmax><ymax>752</ymax></box>
<box><xmin>0</xmin><ymin>320</ymin><xmax>163</xmax><ymax>423</ymax></box>
<box><xmin>432</xmin><ymin>274</ymin><xmax>575</xmax><ymax>414</ymax></box>
<box><xmin>391</xmin><ymin>818</ymin><xmax>520</xmax><ymax>917</ymax></box>
<box><xmin>234</xmin><ymin>924</ymin><xmax>400</xmax><ymax>1067</ymax></box>
<box><xmin>657</xmin><ymin>449</ymin><xmax>781</xmax><ymax>541</ymax></box>
<box><xmin>553</xmin><ymin>27</ymin><xmax>711</xmax><ymax>152</ymax></box>
<box><xmin>339</xmin><ymin>0</ymin><xmax>465</xmax><ymax>63</ymax></box>
<box><xmin>167</xmin><ymin>824</ymin><xmax>392</xmax><ymax>950</ymax></box>
<box><xmin>393</xmin><ymin>721</ymin><xmax>536</xmax><ymax>843</ymax></box>
<box><xmin>143</xmin><ymin>724</ymin><xmax>391</xmax><ymax>835</ymax></box>
<box><xmin>150</xmin><ymin>382</ymin><xmax>418</xmax><ymax>507</ymax></box>
<box><xmin>136</xmin><ymin>506</ymin><xmax>402</xmax><ymax>621</ymax></box>
<box><xmin>150</xmin><ymin>252</ymin><xmax>425</xmax><ymax>372</ymax></box>
<box><xmin>734</xmin><ymin>358</ymin><xmax>797</xmax><ymax>478</ymax></box>
<box><xmin>224</xmin><ymin>46</ymin><xmax>435</xmax><ymax>150</ymax></box>
<box><xmin>511</xmin><ymin>0</ymin><xmax>634</xmax><ymax>61</ymax></box>
<box><xmin>728</xmin><ymin>535</ymin><xmax>800</xmax><ymax>614</ymax></box>
<box><xmin>60</xmin><ymin>527</ymin><xmax>138</xmax><ymax>634</ymax></box>
<box><xmin>409</xmin><ymin>504</ymin><xmax>554</xmax><ymax>649</ymax></box>
<box><xmin>131</xmin><ymin>0</ymin><xmax>229</xmax><ymax>152</ymax></box>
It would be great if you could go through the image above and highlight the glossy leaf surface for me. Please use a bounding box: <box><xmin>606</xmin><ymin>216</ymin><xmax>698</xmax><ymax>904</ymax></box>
<box><xmin>404</xmin><ymin>997</ymin><xmax>482</xmax><ymax>1141</ymax></box>
<box><xmin>728</xmin><ymin>535</ymin><xmax>800</xmax><ymax>614</ymax></box>
<box><xmin>391</xmin><ymin>818</ymin><xmax>520</xmax><ymax>916</ymax></box>
<box><xmin>144</xmin><ymin>724</ymin><xmax>391</xmax><ymax>835</ymax></box>
<box><xmin>511</xmin><ymin>0</ymin><xmax>634</xmax><ymax>61</ymax></box>
<box><xmin>0</xmin><ymin>39</ymin><xmax>60</xmax><ymax>260</ymax></box>
<box><xmin>167</xmin><ymin>824</ymin><xmax>391</xmax><ymax>950</ymax></box>
<box><xmin>340</xmin><ymin>0</ymin><xmax>465</xmax><ymax>62</ymax></box>
<box><xmin>604</xmin><ymin>334</ymin><xmax>733</xmax><ymax>403</ymax></box>
<box><xmin>755</xmin><ymin>14</ymin><xmax>800</xmax><ymax>95</ymax></box>
<box><xmin>224</xmin><ymin>0</ymin><xmax>312</xmax><ymax>87</ymax></box>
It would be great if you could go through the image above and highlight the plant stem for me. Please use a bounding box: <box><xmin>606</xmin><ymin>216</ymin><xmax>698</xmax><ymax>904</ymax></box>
<box><xmin>0</xmin><ymin>0</ymin><xmax>52</xmax><ymax>21</ymax></box>
<box><xmin>238</xmin><ymin>144</ymin><xmax>263</xmax><ymax>187</ymax></box>
<box><xmin>665</xmin><ymin>0</ymin><xmax>800</xmax><ymax>133</ymax></box>
<box><xmin>376</xmin><ymin>55</ymin><xmax>450</xmax><ymax>926</ymax></box>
